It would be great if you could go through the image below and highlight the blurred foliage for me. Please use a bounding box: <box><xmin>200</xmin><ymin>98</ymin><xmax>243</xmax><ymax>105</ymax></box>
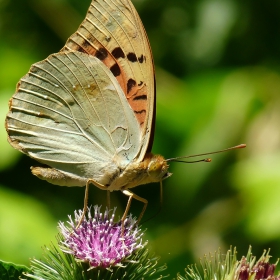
<box><xmin>1</xmin><ymin>0</ymin><xmax>280</xmax><ymax>278</ymax></box>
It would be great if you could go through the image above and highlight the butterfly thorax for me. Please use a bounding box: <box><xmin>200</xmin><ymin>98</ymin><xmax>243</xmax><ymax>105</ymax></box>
<box><xmin>108</xmin><ymin>153</ymin><xmax>171</xmax><ymax>191</ymax></box>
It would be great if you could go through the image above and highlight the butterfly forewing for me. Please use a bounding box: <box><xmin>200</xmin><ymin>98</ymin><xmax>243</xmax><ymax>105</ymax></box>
<box><xmin>6</xmin><ymin>51</ymin><xmax>141</xmax><ymax>186</ymax></box>
<box><xmin>62</xmin><ymin>0</ymin><xmax>155</xmax><ymax>160</ymax></box>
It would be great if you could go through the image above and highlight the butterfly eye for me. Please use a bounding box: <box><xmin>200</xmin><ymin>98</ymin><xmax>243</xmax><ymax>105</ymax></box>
<box><xmin>147</xmin><ymin>155</ymin><xmax>169</xmax><ymax>181</ymax></box>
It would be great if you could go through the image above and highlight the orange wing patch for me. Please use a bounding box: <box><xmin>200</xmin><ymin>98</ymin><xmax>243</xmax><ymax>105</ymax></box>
<box><xmin>61</xmin><ymin>0</ymin><xmax>154</xmax><ymax>142</ymax></box>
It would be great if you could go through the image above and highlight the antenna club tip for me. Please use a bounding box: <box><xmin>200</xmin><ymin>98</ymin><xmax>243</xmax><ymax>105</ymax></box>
<box><xmin>205</xmin><ymin>158</ymin><xmax>212</xmax><ymax>162</ymax></box>
<box><xmin>238</xmin><ymin>144</ymin><xmax>246</xmax><ymax>148</ymax></box>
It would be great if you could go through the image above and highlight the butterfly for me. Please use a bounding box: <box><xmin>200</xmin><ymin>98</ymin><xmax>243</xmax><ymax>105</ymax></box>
<box><xmin>6</xmin><ymin>0</ymin><xmax>246</xmax><ymax>225</ymax></box>
<box><xmin>5</xmin><ymin>0</ymin><xmax>171</xmax><ymax>223</ymax></box>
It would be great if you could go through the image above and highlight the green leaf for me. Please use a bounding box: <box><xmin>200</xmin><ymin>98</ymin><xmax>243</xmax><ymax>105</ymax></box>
<box><xmin>0</xmin><ymin>260</ymin><xmax>31</xmax><ymax>280</ymax></box>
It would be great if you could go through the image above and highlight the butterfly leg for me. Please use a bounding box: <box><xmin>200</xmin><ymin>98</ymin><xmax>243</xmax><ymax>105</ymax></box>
<box><xmin>121</xmin><ymin>190</ymin><xmax>148</xmax><ymax>224</ymax></box>
<box><xmin>76</xmin><ymin>178</ymin><xmax>108</xmax><ymax>229</ymax></box>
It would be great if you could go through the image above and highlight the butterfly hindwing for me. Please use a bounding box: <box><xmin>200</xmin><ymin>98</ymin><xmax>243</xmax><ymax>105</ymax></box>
<box><xmin>6</xmin><ymin>51</ymin><xmax>141</xmax><ymax>186</ymax></box>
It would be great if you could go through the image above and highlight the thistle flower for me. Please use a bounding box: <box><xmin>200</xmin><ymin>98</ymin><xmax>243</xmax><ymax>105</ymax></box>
<box><xmin>237</xmin><ymin>248</ymin><xmax>279</xmax><ymax>280</ymax></box>
<box><xmin>177</xmin><ymin>246</ymin><xmax>280</xmax><ymax>280</ymax></box>
<box><xmin>59</xmin><ymin>206</ymin><xmax>143</xmax><ymax>268</ymax></box>
<box><xmin>23</xmin><ymin>206</ymin><xmax>167</xmax><ymax>280</ymax></box>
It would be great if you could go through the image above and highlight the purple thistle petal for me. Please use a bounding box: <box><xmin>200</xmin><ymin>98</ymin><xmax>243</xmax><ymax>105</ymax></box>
<box><xmin>237</xmin><ymin>249</ymin><xmax>280</xmax><ymax>280</ymax></box>
<box><xmin>58</xmin><ymin>206</ymin><xmax>144</xmax><ymax>268</ymax></box>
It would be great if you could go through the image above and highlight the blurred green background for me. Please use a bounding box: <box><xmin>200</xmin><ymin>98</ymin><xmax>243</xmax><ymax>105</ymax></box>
<box><xmin>1</xmin><ymin>0</ymin><xmax>280</xmax><ymax>278</ymax></box>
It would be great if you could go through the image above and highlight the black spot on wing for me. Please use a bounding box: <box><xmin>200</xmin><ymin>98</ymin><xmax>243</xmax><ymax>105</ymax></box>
<box><xmin>134</xmin><ymin>109</ymin><xmax>146</xmax><ymax>114</ymax></box>
<box><xmin>110</xmin><ymin>63</ymin><xmax>121</xmax><ymax>77</ymax></box>
<box><xmin>112</xmin><ymin>47</ymin><xmax>125</xmax><ymax>59</ymax></box>
<box><xmin>138</xmin><ymin>54</ymin><xmax>144</xmax><ymax>63</ymax></box>
<box><xmin>77</xmin><ymin>46</ymin><xmax>86</xmax><ymax>53</ymax></box>
<box><xmin>133</xmin><ymin>95</ymin><xmax>147</xmax><ymax>100</ymax></box>
<box><xmin>127</xmin><ymin>52</ymin><xmax>137</xmax><ymax>62</ymax></box>
<box><xmin>82</xmin><ymin>40</ymin><xmax>91</xmax><ymax>49</ymax></box>
<box><xmin>127</xmin><ymin>79</ymin><xmax>136</xmax><ymax>93</ymax></box>
<box><xmin>95</xmin><ymin>48</ymin><xmax>108</xmax><ymax>60</ymax></box>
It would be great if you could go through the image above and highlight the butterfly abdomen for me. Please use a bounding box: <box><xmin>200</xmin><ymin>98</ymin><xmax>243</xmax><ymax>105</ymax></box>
<box><xmin>31</xmin><ymin>166</ymin><xmax>87</xmax><ymax>187</ymax></box>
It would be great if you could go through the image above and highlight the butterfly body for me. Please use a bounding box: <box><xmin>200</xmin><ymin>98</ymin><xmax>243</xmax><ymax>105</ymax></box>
<box><xmin>31</xmin><ymin>152</ymin><xmax>170</xmax><ymax>191</ymax></box>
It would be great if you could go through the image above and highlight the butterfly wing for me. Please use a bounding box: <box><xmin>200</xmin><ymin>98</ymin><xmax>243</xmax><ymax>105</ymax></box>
<box><xmin>6</xmin><ymin>51</ymin><xmax>141</xmax><ymax>186</ymax></box>
<box><xmin>61</xmin><ymin>0</ymin><xmax>156</xmax><ymax>160</ymax></box>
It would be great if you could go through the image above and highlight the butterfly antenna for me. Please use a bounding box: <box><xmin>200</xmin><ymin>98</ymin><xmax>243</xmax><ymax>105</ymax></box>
<box><xmin>166</xmin><ymin>144</ymin><xmax>246</xmax><ymax>163</ymax></box>
<box><xmin>172</xmin><ymin>158</ymin><xmax>212</xmax><ymax>163</ymax></box>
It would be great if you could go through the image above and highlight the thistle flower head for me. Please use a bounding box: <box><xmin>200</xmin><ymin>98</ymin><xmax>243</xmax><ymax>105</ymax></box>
<box><xmin>24</xmin><ymin>206</ymin><xmax>167</xmax><ymax>280</ymax></box>
<box><xmin>58</xmin><ymin>206</ymin><xmax>143</xmax><ymax>268</ymax></box>
<box><xmin>237</xmin><ymin>248</ymin><xmax>279</xmax><ymax>280</ymax></box>
<box><xmin>178</xmin><ymin>246</ymin><xmax>280</xmax><ymax>280</ymax></box>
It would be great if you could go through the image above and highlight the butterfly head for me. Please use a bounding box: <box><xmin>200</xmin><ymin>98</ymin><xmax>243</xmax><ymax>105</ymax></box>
<box><xmin>145</xmin><ymin>153</ymin><xmax>172</xmax><ymax>182</ymax></box>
